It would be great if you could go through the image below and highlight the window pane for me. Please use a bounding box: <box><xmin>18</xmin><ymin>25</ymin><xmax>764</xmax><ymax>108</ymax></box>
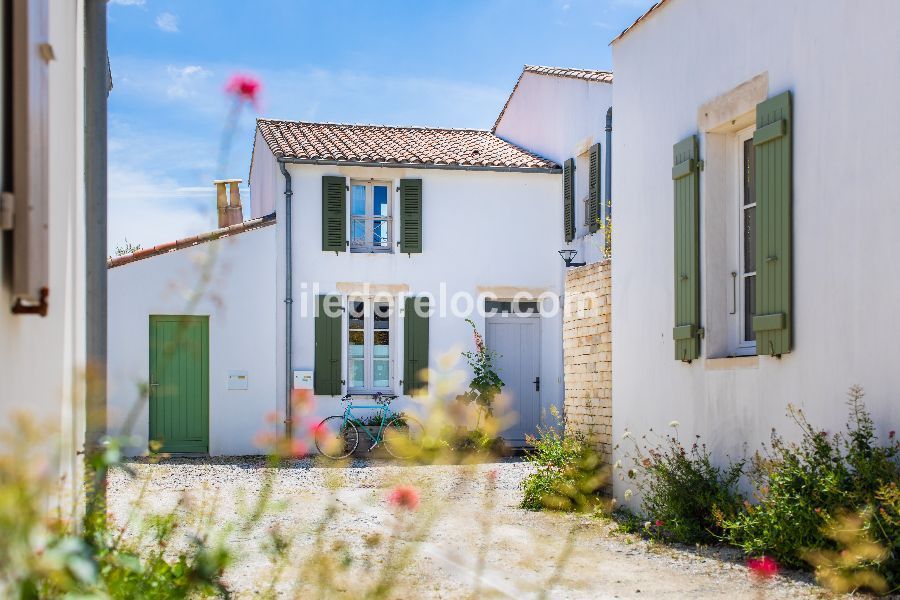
<box><xmin>744</xmin><ymin>275</ymin><xmax>756</xmax><ymax>342</ymax></box>
<box><xmin>373</xmin><ymin>185</ymin><xmax>389</xmax><ymax>216</ymax></box>
<box><xmin>373</xmin><ymin>303</ymin><xmax>390</xmax><ymax>328</ymax></box>
<box><xmin>351</xmin><ymin>218</ymin><xmax>366</xmax><ymax>247</ymax></box>
<box><xmin>372</xmin><ymin>219</ymin><xmax>389</xmax><ymax>247</ymax></box>
<box><xmin>349</xmin><ymin>301</ymin><xmax>365</xmax><ymax>329</ymax></box>
<box><xmin>374</xmin><ymin>330</ymin><xmax>390</xmax><ymax>351</ymax></box>
<box><xmin>373</xmin><ymin>359</ymin><xmax>390</xmax><ymax>388</ymax></box>
<box><xmin>743</xmin><ymin>138</ymin><xmax>755</xmax><ymax>206</ymax></box>
<box><xmin>744</xmin><ymin>206</ymin><xmax>756</xmax><ymax>274</ymax></box>
<box><xmin>351</xmin><ymin>185</ymin><xmax>366</xmax><ymax>216</ymax></box>
<box><xmin>349</xmin><ymin>360</ymin><xmax>365</xmax><ymax>388</ymax></box>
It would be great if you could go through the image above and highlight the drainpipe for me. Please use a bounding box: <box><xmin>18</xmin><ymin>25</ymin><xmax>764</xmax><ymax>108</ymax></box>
<box><xmin>605</xmin><ymin>107</ymin><xmax>612</xmax><ymax>221</ymax></box>
<box><xmin>85</xmin><ymin>0</ymin><xmax>108</xmax><ymax>518</ymax></box>
<box><xmin>278</xmin><ymin>159</ymin><xmax>293</xmax><ymax>442</ymax></box>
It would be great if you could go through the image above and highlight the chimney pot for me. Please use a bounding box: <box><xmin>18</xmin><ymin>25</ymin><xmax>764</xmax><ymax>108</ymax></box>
<box><xmin>214</xmin><ymin>179</ymin><xmax>243</xmax><ymax>227</ymax></box>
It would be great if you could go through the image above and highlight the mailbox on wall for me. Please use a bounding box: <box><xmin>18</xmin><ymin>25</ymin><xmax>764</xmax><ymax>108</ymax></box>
<box><xmin>293</xmin><ymin>370</ymin><xmax>313</xmax><ymax>390</ymax></box>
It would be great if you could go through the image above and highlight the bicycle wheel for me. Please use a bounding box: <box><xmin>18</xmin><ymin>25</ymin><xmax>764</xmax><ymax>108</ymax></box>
<box><xmin>383</xmin><ymin>415</ymin><xmax>424</xmax><ymax>459</ymax></box>
<box><xmin>314</xmin><ymin>416</ymin><xmax>359</xmax><ymax>459</ymax></box>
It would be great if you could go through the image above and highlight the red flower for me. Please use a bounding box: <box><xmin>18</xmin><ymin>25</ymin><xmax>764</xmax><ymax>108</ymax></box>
<box><xmin>388</xmin><ymin>485</ymin><xmax>420</xmax><ymax>510</ymax></box>
<box><xmin>890</xmin><ymin>430</ymin><xmax>896</xmax><ymax>440</ymax></box>
<box><xmin>224</xmin><ymin>73</ymin><xmax>261</xmax><ymax>106</ymax></box>
<box><xmin>747</xmin><ymin>556</ymin><xmax>779</xmax><ymax>580</ymax></box>
<box><xmin>654</xmin><ymin>520</ymin><xmax>664</xmax><ymax>527</ymax></box>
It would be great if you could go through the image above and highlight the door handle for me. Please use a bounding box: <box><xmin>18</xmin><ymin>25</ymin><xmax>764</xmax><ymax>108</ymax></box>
<box><xmin>533</xmin><ymin>377</ymin><xmax>540</xmax><ymax>392</ymax></box>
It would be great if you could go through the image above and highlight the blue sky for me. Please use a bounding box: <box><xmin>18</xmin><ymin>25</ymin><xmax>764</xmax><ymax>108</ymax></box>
<box><xmin>107</xmin><ymin>0</ymin><xmax>654</xmax><ymax>248</ymax></box>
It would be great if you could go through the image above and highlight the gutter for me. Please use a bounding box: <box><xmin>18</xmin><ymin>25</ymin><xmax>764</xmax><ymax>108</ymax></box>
<box><xmin>276</xmin><ymin>157</ymin><xmax>562</xmax><ymax>174</ymax></box>
<box><xmin>605</xmin><ymin>107</ymin><xmax>612</xmax><ymax>218</ymax></box>
<box><xmin>278</xmin><ymin>159</ymin><xmax>294</xmax><ymax>442</ymax></box>
<box><xmin>85</xmin><ymin>0</ymin><xmax>108</xmax><ymax>517</ymax></box>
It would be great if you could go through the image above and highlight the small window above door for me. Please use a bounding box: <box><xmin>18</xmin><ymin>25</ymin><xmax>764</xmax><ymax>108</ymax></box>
<box><xmin>350</xmin><ymin>181</ymin><xmax>392</xmax><ymax>253</ymax></box>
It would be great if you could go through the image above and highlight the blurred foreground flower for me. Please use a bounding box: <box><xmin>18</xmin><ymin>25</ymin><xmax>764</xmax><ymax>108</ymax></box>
<box><xmin>747</xmin><ymin>556</ymin><xmax>778</xmax><ymax>580</ymax></box>
<box><xmin>388</xmin><ymin>485</ymin><xmax>420</xmax><ymax>511</ymax></box>
<box><xmin>224</xmin><ymin>73</ymin><xmax>261</xmax><ymax>107</ymax></box>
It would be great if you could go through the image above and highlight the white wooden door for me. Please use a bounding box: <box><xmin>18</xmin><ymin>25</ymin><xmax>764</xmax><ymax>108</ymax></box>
<box><xmin>485</xmin><ymin>316</ymin><xmax>541</xmax><ymax>444</ymax></box>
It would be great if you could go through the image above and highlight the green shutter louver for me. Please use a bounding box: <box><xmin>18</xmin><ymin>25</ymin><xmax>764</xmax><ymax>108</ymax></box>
<box><xmin>752</xmin><ymin>90</ymin><xmax>792</xmax><ymax>356</ymax></box>
<box><xmin>563</xmin><ymin>158</ymin><xmax>575</xmax><ymax>242</ymax></box>
<box><xmin>400</xmin><ymin>179</ymin><xmax>423</xmax><ymax>253</ymax></box>
<box><xmin>314</xmin><ymin>294</ymin><xmax>342</xmax><ymax>395</ymax></box>
<box><xmin>322</xmin><ymin>176</ymin><xmax>346</xmax><ymax>252</ymax></box>
<box><xmin>588</xmin><ymin>143</ymin><xmax>602</xmax><ymax>233</ymax></box>
<box><xmin>672</xmin><ymin>135</ymin><xmax>701</xmax><ymax>362</ymax></box>
<box><xmin>403</xmin><ymin>296</ymin><xmax>430</xmax><ymax>396</ymax></box>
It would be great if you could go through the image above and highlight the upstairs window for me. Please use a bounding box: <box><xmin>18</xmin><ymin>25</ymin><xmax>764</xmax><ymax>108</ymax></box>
<box><xmin>736</xmin><ymin>128</ymin><xmax>757</xmax><ymax>353</ymax></box>
<box><xmin>350</xmin><ymin>181</ymin><xmax>392</xmax><ymax>252</ymax></box>
<box><xmin>348</xmin><ymin>299</ymin><xmax>393</xmax><ymax>392</ymax></box>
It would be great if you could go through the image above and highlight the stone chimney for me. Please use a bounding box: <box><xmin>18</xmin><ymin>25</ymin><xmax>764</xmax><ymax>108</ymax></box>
<box><xmin>214</xmin><ymin>179</ymin><xmax>243</xmax><ymax>228</ymax></box>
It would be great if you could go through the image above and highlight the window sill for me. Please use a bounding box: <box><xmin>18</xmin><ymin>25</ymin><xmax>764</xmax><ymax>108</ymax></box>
<box><xmin>349</xmin><ymin>248</ymin><xmax>393</xmax><ymax>254</ymax></box>
<box><xmin>704</xmin><ymin>355</ymin><xmax>759</xmax><ymax>371</ymax></box>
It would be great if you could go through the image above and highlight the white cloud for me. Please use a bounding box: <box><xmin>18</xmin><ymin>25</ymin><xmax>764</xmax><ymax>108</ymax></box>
<box><xmin>109</xmin><ymin>0</ymin><xmax>146</xmax><ymax>5</ymax></box>
<box><xmin>165</xmin><ymin>65</ymin><xmax>210</xmax><ymax>99</ymax></box>
<box><xmin>155</xmin><ymin>12</ymin><xmax>179</xmax><ymax>33</ymax></box>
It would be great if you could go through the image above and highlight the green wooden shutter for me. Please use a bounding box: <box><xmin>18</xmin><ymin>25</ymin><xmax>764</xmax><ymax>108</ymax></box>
<box><xmin>752</xmin><ymin>90</ymin><xmax>792</xmax><ymax>356</ymax></box>
<box><xmin>672</xmin><ymin>135</ymin><xmax>701</xmax><ymax>362</ymax></box>
<box><xmin>400</xmin><ymin>178</ymin><xmax>423</xmax><ymax>253</ymax></box>
<box><xmin>322</xmin><ymin>176</ymin><xmax>346</xmax><ymax>252</ymax></box>
<box><xmin>588</xmin><ymin>143</ymin><xmax>602</xmax><ymax>233</ymax></box>
<box><xmin>563</xmin><ymin>158</ymin><xmax>575</xmax><ymax>242</ymax></box>
<box><xmin>314</xmin><ymin>294</ymin><xmax>342</xmax><ymax>395</ymax></box>
<box><xmin>403</xmin><ymin>296</ymin><xmax>430</xmax><ymax>395</ymax></box>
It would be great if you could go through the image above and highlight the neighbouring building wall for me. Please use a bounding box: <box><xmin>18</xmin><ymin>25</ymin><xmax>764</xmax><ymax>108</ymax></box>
<box><xmin>611</xmin><ymin>0</ymin><xmax>900</xmax><ymax>506</ymax></box>
<box><xmin>249</xmin><ymin>129</ymin><xmax>278</xmax><ymax>218</ymax></box>
<box><xmin>0</xmin><ymin>1</ymin><xmax>86</xmax><ymax>508</ymax></box>
<box><xmin>563</xmin><ymin>261</ymin><xmax>611</xmax><ymax>463</ymax></box>
<box><xmin>494</xmin><ymin>72</ymin><xmax>612</xmax><ymax>265</ymax></box>
<box><xmin>268</xmin><ymin>161</ymin><xmax>565</xmax><ymax>443</ymax></box>
<box><xmin>108</xmin><ymin>225</ymin><xmax>277</xmax><ymax>456</ymax></box>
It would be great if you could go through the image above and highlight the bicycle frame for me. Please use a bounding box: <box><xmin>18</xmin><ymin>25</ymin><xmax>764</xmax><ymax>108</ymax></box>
<box><xmin>340</xmin><ymin>400</ymin><xmax>398</xmax><ymax>445</ymax></box>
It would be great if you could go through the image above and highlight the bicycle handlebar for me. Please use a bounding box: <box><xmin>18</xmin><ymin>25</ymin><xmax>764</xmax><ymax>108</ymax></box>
<box><xmin>341</xmin><ymin>393</ymin><xmax>398</xmax><ymax>405</ymax></box>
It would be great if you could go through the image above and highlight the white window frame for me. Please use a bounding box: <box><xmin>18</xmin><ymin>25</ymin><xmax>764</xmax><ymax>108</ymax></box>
<box><xmin>346</xmin><ymin>297</ymin><xmax>395</xmax><ymax>394</ymax></box>
<box><xmin>735</xmin><ymin>126</ymin><xmax>757</xmax><ymax>355</ymax></box>
<box><xmin>349</xmin><ymin>180</ymin><xmax>393</xmax><ymax>253</ymax></box>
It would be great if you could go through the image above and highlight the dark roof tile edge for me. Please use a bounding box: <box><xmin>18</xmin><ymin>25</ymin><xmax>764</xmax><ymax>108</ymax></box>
<box><xmin>610</xmin><ymin>0</ymin><xmax>670</xmax><ymax>45</ymax></box>
<box><xmin>107</xmin><ymin>213</ymin><xmax>276</xmax><ymax>269</ymax></box>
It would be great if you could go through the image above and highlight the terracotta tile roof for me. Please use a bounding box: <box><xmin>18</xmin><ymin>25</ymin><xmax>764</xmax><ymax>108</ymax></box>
<box><xmin>491</xmin><ymin>65</ymin><xmax>613</xmax><ymax>132</ymax></box>
<box><xmin>611</xmin><ymin>0</ymin><xmax>671</xmax><ymax>45</ymax></box>
<box><xmin>107</xmin><ymin>213</ymin><xmax>275</xmax><ymax>269</ymax></box>
<box><xmin>255</xmin><ymin>119</ymin><xmax>559</xmax><ymax>172</ymax></box>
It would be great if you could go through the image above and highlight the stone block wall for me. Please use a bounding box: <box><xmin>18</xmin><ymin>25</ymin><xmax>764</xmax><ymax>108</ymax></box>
<box><xmin>563</xmin><ymin>260</ymin><xmax>612</xmax><ymax>464</ymax></box>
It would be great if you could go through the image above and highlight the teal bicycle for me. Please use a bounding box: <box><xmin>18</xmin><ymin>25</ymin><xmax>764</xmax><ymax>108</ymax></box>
<box><xmin>314</xmin><ymin>393</ymin><xmax>424</xmax><ymax>459</ymax></box>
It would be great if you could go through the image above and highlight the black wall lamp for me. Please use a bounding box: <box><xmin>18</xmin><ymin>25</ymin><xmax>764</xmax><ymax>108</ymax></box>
<box><xmin>558</xmin><ymin>249</ymin><xmax>585</xmax><ymax>267</ymax></box>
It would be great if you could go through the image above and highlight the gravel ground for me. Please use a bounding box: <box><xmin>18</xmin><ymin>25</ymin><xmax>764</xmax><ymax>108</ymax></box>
<box><xmin>108</xmin><ymin>457</ymin><xmax>831</xmax><ymax>599</ymax></box>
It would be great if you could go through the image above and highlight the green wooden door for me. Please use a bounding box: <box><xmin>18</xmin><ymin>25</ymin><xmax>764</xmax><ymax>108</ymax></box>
<box><xmin>149</xmin><ymin>315</ymin><xmax>209</xmax><ymax>453</ymax></box>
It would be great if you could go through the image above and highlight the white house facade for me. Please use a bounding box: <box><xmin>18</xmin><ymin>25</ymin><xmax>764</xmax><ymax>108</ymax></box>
<box><xmin>610</xmin><ymin>0</ymin><xmax>900</xmax><ymax>503</ymax></box>
<box><xmin>493</xmin><ymin>66</ymin><xmax>613</xmax><ymax>266</ymax></box>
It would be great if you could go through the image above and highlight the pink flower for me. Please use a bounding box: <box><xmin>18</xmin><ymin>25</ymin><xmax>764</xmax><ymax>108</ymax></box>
<box><xmin>890</xmin><ymin>430</ymin><xmax>896</xmax><ymax>440</ymax></box>
<box><xmin>388</xmin><ymin>485</ymin><xmax>420</xmax><ymax>510</ymax></box>
<box><xmin>747</xmin><ymin>556</ymin><xmax>779</xmax><ymax>580</ymax></box>
<box><xmin>224</xmin><ymin>73</ymin><xmax>261</xmax><ymax>106</ymax></box>
<box><xmin>654</xmin><ymin>520</ymin><xmax>664</xmax><ymax>527</ymax></box>
<box><xmin>486</xmin><ymin>469</ymin><xmax>498</xmax><ymax>483</ymax></box>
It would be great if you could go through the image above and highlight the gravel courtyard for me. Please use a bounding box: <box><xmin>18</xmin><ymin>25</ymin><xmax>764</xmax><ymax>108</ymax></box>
<box><xmin>108</xmin><ymin>458</ymin><xmax>829</xmax><ymax>599</ymax></box>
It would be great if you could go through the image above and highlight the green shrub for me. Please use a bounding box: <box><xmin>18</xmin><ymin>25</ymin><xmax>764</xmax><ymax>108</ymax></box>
<box><xmin>624</xmin><ymin>430</ymin><xmax>744</xmax><ymax>544</ymax></box>
<box><xmin>520</xmin><ymin>424</ymin><xmax>606</xmax><ymax>512</ymax></box>
<box><xmin>720</xmin><ymin>387</ymin><xmax>899</xmax><ymax>591</ymax></box>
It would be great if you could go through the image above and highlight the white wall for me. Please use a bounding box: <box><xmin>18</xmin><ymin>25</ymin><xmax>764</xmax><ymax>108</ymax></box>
<box><xmin>249</xmin><ymin>129</ymin><xmax>278</xmax><ymax>218</ymax></box>
<box><xmin>611</xmin><ymin>0</ymin><xmax>900</xmax><ymax>504</ymax></box>
<box><xmin>494</xmin><ymin>72</ymin><xmax>613</xmax><ymax>264</ymax></box>
<box><xmin>0</xmin><ymin>0</ymin><xmax>85</xmax><ymax>506</ymax></box>
<box><xmin>265</xmin><ymin>160</ymin><xmax>565</xmax><ymax>441</ymax></box>
<box><xmin>107</xmin><ymin>225</ymin><xmax>277</xmax><ymax>456</ymax></box>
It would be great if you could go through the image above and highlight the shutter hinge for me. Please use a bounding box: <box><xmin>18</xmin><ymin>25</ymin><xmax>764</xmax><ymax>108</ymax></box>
<box><xmin>696</xmin><ymin>159</ymin><xmax>705</xmax><ymax>172</ymax></box>
<box><xmin>0</xmin><ymin>192</ymin><xmax>14</xmax><ymax>230</ymax></box>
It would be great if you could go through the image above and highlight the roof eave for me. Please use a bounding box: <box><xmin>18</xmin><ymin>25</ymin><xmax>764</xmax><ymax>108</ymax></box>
<box><xmin>277</xmin><ymin>156</ymin><xmax>561</xmax><ymax>174</ymax></box>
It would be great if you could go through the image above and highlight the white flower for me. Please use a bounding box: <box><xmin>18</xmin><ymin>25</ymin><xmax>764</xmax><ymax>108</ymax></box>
<box><xmin>613</xmin><ymin>460</ymin><xmax>622</xmax><ymax>470</ymax></box>
<box><xmin>643</xmin><ymin>521</ymin><xmax>652</xmax><ymax>530</ymax></box>
<box><xmin>621</xmin><ymin>431</ymin><xmax>632</xmax><ymax>440</ymax></box>
<box><xmin>669</xmin><ymin>420</ymin><xmax>680</xmax><ymax>428</ymax></box>
<box><xmin>624</xmin><ymin>489</ymin><xmax>633</xmax><ymax>500</ymax></box>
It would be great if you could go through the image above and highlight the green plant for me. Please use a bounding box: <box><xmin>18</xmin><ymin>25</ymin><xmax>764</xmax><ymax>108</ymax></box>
<box><xmin>720</xmin><ymin>387</ymin><xmax>899</xmax><ymax>592</ymax></box>
<box><xmin>455</xmin><ymin>319</ymin><xmax>504</xmax><ymax>421</ymax></box>
<box><xmin>623</xmin><ymin>427</ymin><xmax>744</xmax><ymax>544</ymax></box>
<box><xmin>520</xmin><ymin>413</ymin><xmax>607</xmax><ymax>512</ymax></box>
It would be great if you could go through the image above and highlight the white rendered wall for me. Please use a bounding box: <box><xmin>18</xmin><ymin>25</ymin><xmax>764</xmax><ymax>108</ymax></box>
<box><xmin>249</xmin><ymin>129</ymin><xmax>278</xmax><ymax>218</ymax></box>
<box><xmin>0</xmin><ymin>0</ymin><xmax>85</xmax><ymax>506</ymax></box>
<box><xmin>107</xmin><ymin>226</ymin><xmax>277</xmax><ymax>456</ymax></box>
<box><xmin>266</xmin><ymin>160</ymin><xmax>565</xmax><ymax>441</ymax></box>
<box><xmin>494</xmin><ymin>72</ymin><xmax>612</xmax><ymax>265</ymax></box>
<box><xmin>611</xmin><ymin>0</ymin><xmax>900</xmax><ymax>505</ymax></box>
